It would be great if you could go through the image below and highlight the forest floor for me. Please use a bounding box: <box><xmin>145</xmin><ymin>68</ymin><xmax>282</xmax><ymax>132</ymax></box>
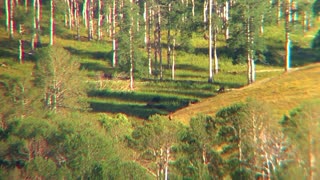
<box><xmin>172</xmin><ymin>63</ymin><xmax>320</xmax><ymax>124</ymax></box>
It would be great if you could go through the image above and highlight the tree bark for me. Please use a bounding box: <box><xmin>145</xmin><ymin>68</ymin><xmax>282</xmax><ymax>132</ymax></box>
<box><xmin>225</xmin><ymin>0</ymin><xmax>229</xmax><ymax>40</ymax></box>
<box><xmin>9</xmin><ymin>0</ymin><xmax>14</xmax><ymax>39</ymax></box>
<box><xmin>112</xmin><ymin>0</ymin><xmax>117</xmax><ymax>67</ymax></box>
<box><xmin>285</xmin><ymin>0</ymin><xmax>291</xmax><ymax>72</ymax></box>
<box><xmin>213</xmin><ymin>27</ymin><xmax>218</xmax><ymax>74</ymax></box>
<box><xmin>172</xmin><ymin>37</ymin><xmax>176</xmax><ymax>80</ymax></box>
<box><xmin>157</xmin><ymin>5</ymin><xmax>163</xmax><ymax>80</ymax></box>
<box><xmin>97</xmin><ymin>0</ymin><xmax>102</xmax><ymax>40</ymax></box>
<box><xmin>5</xmin><ymin>0</ymin><xmax>9</xmax><ymax>31</ymax></box>
<box><xmin>50</xmin><ymin>0</ymin><xmax>54</xmax><ymax>46</ymax></box>
<box><xmin>167</xmin><ymin>3</ymin><xmax>171</xmax><ymax>69</ymax></box>
<box><xmin>208</xmin><ymin>0</ymin><xmax>213</xmax><ymax>83</ymax></box>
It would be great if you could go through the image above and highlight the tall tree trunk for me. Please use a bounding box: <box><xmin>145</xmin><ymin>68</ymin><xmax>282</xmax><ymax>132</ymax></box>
<box><xmin>285</xmin><ymin>0</ymin><xmax>291</xmax><ymax>72</ymax></box>
<box><xmin>112</xmin><ymin>0</ymin><xmax>117</xmax><ymax>67</ymax></box>
<box><xmin>146</xmin><ymin>2</ymin><xmax>152</xmax><ymax>75</ymax></box>
<box><xmin>203</xmin><ymin>0</ymin><xmax>208</xmax><ymax>29</ymax></box>
<box><xmin>247</xmin><ymin>17</ymin><xmax>252</xmax><ymax>84</ymax></box>
<box><xmin>75</xmin><ymin>0</ymin><xmax>80</xmax><ymax>40</ymax></box>
<box><xmin>19</xmin><ymin>24</ymin><xmax>23</xmax><ymax>64</ymax></box>
<box><xmin>97</xmin><ymin>0</ymin><xmax>102</xmax><ymax>40</ymax></box>
<box><xmin>157</xmin><ymin>5</ymin><xmax>163</xmax><ymax>80</ymax></box>
<box><xmin>277</xmin><ymin>0</ymin><xmax>282</xmax><ymax>25</ymax></box>
<box><xmin>83</xmin><ymin>0</ymin><xmax>88</xmax><ymax>28</ymax></box>
<box><xmin>167</xmin><ymin>4</ymin><xmax>171</xmax><ymax>69</ymax></box>
<box><xmin>129</xmin><ymin>0</ymin><xmax>134</xmax><ymax>90</ymax></box>
<box><xmin>50</xmin><ymin>0</ymin><xmax>54</xmax><ymax>45</ymax></box>
<box><xmin>154</xmin><ymin>7</ymin><xmax>158</xmax><ymax>78</ymax></box>
<box><xmin>5</xmin><ymin>0</ymin><xmax>9</xmax><ymax>31</ymax></box>
<box><xmin>172</xmin><ymin>37</ymin><xmax>176</xmax><ymax>80</ymax></box>
<box><xmin>213</xmin><ymin>27</ymin><xmax>218</xmax><ymax>74</ymax></box>
<box><xmin>9</xmin><ymin>0</ymin><xmax>14</xmax><ymax>39</ymax></box>
<box><xmin>225</xmin><ymin>0</ymin><xmax>229</xmax><ymax>39</ymax></box>
<box><xmin>88</xmin><ymin>0</ymin><xmax>93</xmax><ymax>41</ymax></box>
<box><xmin>208</xmin><ymin>0</ymin><xmax>213</xmax><ymax>83</ymax></box>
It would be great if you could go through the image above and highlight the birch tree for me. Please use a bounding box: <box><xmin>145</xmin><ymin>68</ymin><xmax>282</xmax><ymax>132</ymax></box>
<box><xmin>34</xmin><ymin>46</ymin><xmax>88</xmax><ymax>113</ymax></box>
<box><xmin>281</xmin><ymin>101</ymin><xmax>320</xmax><ymax>180</ymax></box>
<box><xmin>284</xmin><ymin>0</ymin><xmax>292</xmax><ymax>72</ymax></box>
<box><xmin>228</xmin><ymin>0</ymin><xmax>269</xmax><ymax>84</ymax></box>
<box><xmin>50</xmin><ymin>0</ymin><xmax>54</xmax><ymax>45</ymax></box>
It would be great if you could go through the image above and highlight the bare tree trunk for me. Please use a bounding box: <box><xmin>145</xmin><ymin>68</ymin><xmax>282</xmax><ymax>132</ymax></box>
<box><xmin>157</xmin><ymin>5</ymin><xmax>163</xmax><ymax>80</ymax></box>
<box><xmin>277</xmin><ymin>0</ymin><xmax>282</xmax><ymax>25</ymax></box>
<box><xmin>97</xmin><ymin>0</ymin><xmax>102</xmax><ymax>40</ymax></box>
<box><xmin>208</xmin><ymin>0</ymin><xmax>213</xmax><ymax>83</ymax></box>
<box><xmin>5</xmin><ymin>0</ymin><xmax>9</xmax><ymax>31</ymax></box>
<box><xmin>225</xmin><ymin>0</ymin><xmax>229</xmax><ymax>40</ymax></box>
<box><xmin>88</xmin><ymin>0</ymin><xmax>93</xmax><ymax>41</ymax></box>
<box><xmin>129</xmin><ymin>0</ymin><xmax>134</xmax><ymax>90</ymax></box>
<box><xmin>74</xmin><ymin>0</ymin><xmax>80</xmax><ymax>40</ymax></box>
<box><xmin>203</xmin><ymin>0</ymin><xmax>208</xmax><ymax>29</ymax></box>
<box><xmin>50</xmin><ymin>0</ymin><xmax>54</xmax><ymax>45</ymax></box>
<box><xmin>247</xmin><ymin>17</ymin><xmax>252</xmax><ymax>84</ymax></box>
<box><xmin>9</xmin><ymin>0</ymin><xmax>14</xmax><ymax>39</ymax></box>
<box><xmin>19</xmin><ymin>24</ymin><xmax>23</xmax><ymax>64</ymax></box>
<box><xmin>112</xmin><ymin>0</ymin><xmax>117</xmax><ymax>67</ymax></box>
<box><xmin>25</xmin><ymin>0</ymin><xmax>28</xmax><ymax>11</ymax></box>
<box><xmin>172</xmin><ymin>37</ymin><xmax>175</xmax><ymax>80</ymax></box>
<box><xmin>146</xmin><ymin>2</ymin><xmax>152</xmax><ymax>75</ymax></box>
<box><xmin>213</xmin><ymin>27</ymin><xmax>218</xmax><ymax>74</ymax></box>
<box><xmin>167</xmin><ymin>4</ymin><xmax>171</xmax><ymax>69</ymax></box>
<box><xmin>285</xmin><ymin>0</ymin><xmax>291</xmax><ymax>72</ymax></box>
<box><xmin>83</xmin><ymin>0</ymin><xmax>88</xmax><ymax>28</ymax></box>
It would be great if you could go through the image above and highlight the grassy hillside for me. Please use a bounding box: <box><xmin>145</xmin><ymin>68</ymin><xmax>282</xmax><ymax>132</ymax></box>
<box><xmin>172</xmin><ymin>63</ymin><xmax>320</xmax><ymax>124</ymax></box>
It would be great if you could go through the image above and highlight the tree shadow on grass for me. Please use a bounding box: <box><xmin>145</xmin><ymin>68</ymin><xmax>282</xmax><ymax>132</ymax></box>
<box><xmin>80</xmin><ymin>62</ymin><xmax>114</xmax><ymax>72</ymax></box>
<box><xmin>89</xmin><ymin>101</ymin><xmax>167</xmax><ymax>119</ymax></box>
<box><xmin>64</xmin><ymin>46</ymin><xmax>113</xmax><ymax>62</ymax></box>
<box><xmin>291</xmin><ymin>46</ymin><xmax>320</xmax><ymax>66</ymax></box>
<box><xmin>88</xmin><ymin>90</ymin><xmax>198</xmax><ymax>118</ymax></box>
<box><xmin>0</xmin><ymin>37</ymin><xmax>18</xmax><ymax>59</ymax></box>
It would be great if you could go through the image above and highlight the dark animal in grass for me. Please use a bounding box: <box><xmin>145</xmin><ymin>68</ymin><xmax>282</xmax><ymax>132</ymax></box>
<box><xmin>146</xmin><ymin>96</ymin><xmax>161</xmax><ymax>107</ymax></box>
<box><xmin>101</xmin><ymin>73</ymin><xmax>112</xmax><ymax>80</ymax></box>
<box><xmin>217</xmin><ymin>86</ymin><xmax>225</xmax><ymax>93</ymax></box>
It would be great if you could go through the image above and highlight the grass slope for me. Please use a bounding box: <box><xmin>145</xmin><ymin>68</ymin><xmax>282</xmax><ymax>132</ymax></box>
<box><xmin>172</xmin><ymin>63</ymin><xmax>320</xmax><ymax>124</ymax></box>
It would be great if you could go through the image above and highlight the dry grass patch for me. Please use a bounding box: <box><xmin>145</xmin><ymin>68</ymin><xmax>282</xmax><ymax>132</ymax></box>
<box><xmin>172</xmin><ymin>63</ymin><xmax>320</xmax><ymax>124</ymax></box>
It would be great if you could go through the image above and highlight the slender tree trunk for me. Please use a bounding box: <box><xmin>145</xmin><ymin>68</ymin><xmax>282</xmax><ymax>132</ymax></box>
<box><xmin>129</xmin><ymin>0</ymin><xmax>134</xmax><ymax>90</ymax></box>
<box><xmin>25</xmin><ymin>0</ymin><xmax>28</xmax><ymax>11</ymax></box>
<box><xmin>247</xmin><ymin>17</ymin><xmax>252</xmax><ymax>84</ymax></box>
<box><xmin>19</xmin><ymin>24</ymin><xmax>23</xmax><ymax>64</ymax></box>
<box><xmin>88</xmin><ymin>0</ymin><xmax>93</xmax><ymax>41</ymax></box>
<box><xmin>208</xmin><ymin>0</ymin><xmax>213</xmax><ymax>83</ymax></box>
<box><xmin>225</xmin><ymin>0</ymin><xmax>229</xmax><ymax>39</ymax></box>
<box><xmin>277</xmin><ymin>0</ymin><xmax>281</xmax><ymax>25</ymax></box>
<box><xmin>260</xmin><ymin>15</ymin><xmax>264</xmax><ymax>34</ymax></box>
<box><xmin>74</xmin><ymin>0</ymin><xmax>80</xmax><ymax>40</ymax></box>
<box><xmin>167</xmin><ymin>4</ymin><xmax>171</xmax><ymax>69</ymax></box>
<box><xmin>31</xmin><ymin>0</ymin><xmax>36</xmax><ymax>49</ymax></box>
<box><xmin>154</xmin><ymin>8</ymin><xmax>158</xmax><ymax>77</ymax></box>
<box><xmin>83</xmin><ymin>0</ymin><xmax>88</xmax><ymax>28</ymax></box>
<box><xmin>97</xmin><ymin>0</ymin><xmax>102</xmax><ymax>40</ymax></box>
<box><xmin>112</xmin><ymin>0</ymin><xmax>117</xmax><ymax>67</ymax></box>
<box><xmin>5</xmin><ymin>0</ymin><xmax>9</xmax><ymax>31</ymax></box>
<box><xmin>164</xmin><ymin>147</ymin><xmax>170</xmax><ymax>180</ymax></box>
<box><xmin>285</xmin><ymin>0</ymin><xmax>291</xmax><ymax>72</ymax></box>
<box><xmin>146</xmin><ymin>2</ymin><xmax>152</xmax><ymax>75</ymax></box>
<box><xmin>9</xmin><ymin>0</ymin><xmax>14</xmax><ymax>39</ymax></box>
<box><xmin>308</xmin><ymin>131</ymin><xmax>316</xmax><ymax>180</ymax></box>
<box><xmin>172</xmin><ymin>37</ymin><xmax>175</xmax><ymax>80</ymax></box>
<box><xmin>213</xmin><ymin>27</ymin><xmax>218</xmax><ymax>74</ymax></box>
<box><xmin>203</xmin><ymin>0</ymin><xmax>208</xmax><ymax>29</ymax></box>
<box><xmin>157</xmin><ymin>5</ymin><xmax>163</xmax><ymax>80</ymax></box>
<box><xmin>50</xmin><ymin>0</ymin><xmax>54</xmax><ymax>46</ymax></box>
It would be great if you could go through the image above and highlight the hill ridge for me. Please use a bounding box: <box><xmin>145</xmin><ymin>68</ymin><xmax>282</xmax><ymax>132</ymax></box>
<box><xmin>172</xmin><ymin>63</ymin><xmax>320</xmax><ymax>124</ymax></box>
